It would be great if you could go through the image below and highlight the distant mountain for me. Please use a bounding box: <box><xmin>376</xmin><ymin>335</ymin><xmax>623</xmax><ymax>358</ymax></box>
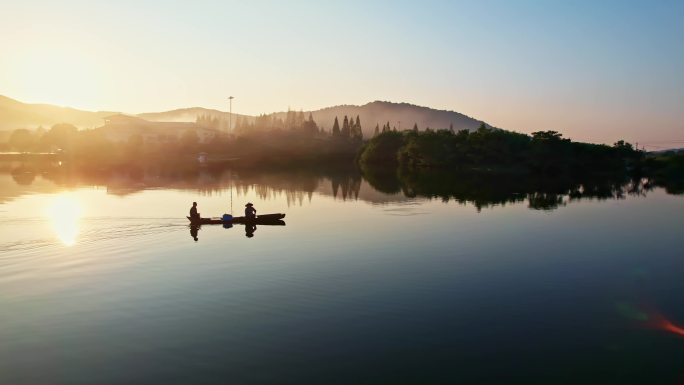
<box><xmin>0</xmin><ymin>95</ymin><xmax>491</xmax><ymax>136</ymax></box>
<box><xmin>0</xmin><ymin>95</ymin><xmax>117</xmax><ymax>130</ymax></box>
<box><xmin>138</xmin><ymin>107</ymin><xmax>251</xmax><ymax>123</ymax></box>
<box><xmin>650</xmin><ymin>148</ymin><xmax>684</xmax><ymax>154</ymax></box>
<box><xmin>272</xmin><ymin>101</ymin><xmax>489</xmax><ymax>137</ymax></box>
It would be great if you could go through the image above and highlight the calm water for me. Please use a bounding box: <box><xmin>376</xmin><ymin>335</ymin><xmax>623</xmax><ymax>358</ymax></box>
<box><xmin>1</xmin><ymin>166</ymin><xmax>683</xmax><ymax>384</ymax></box>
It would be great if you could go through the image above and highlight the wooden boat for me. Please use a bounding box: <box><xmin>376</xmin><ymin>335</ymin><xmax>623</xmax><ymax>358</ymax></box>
<box><xmin>187</xmin><ymin>213</ymin><xmax>286</xmax><ymax>225</ymax></box>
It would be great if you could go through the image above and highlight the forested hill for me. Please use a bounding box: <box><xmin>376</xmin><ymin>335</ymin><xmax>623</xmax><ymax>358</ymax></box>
<box><xmin>0</xmin><ymin>95</ymin><xmax>491</xmax><ymax>136</ymax></box>
<box><xmin>271</xmin><ymin>101</ymin><xmax>488</xmax><ymax>138</ymax></box>
<box><xmin>139</xmin><ymin>101</ymin><xmax>489</xmax><ymax>137</ymax></box>
<box><xmin>137</xmin><ymin>107</ymin><xmax>252</xmax><ymax>124</ymax></box>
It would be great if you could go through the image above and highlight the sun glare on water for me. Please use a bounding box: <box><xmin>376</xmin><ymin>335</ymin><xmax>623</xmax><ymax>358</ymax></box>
<box><xmin>47</xmin><ymin>193</ymin><xmax>82</xmax><ymax>246</ymax></box>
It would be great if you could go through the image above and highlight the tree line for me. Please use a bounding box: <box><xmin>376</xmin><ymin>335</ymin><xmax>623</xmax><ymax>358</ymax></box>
<box><xmin>359</xmin><ymin>123</ymin><xmax>643</xmax><ymax>175</ymax></box>
<box><xmin>331</xmin><ymin>115</ymin><xmax>363</xmax><ymax>141</ymax></box>
<box><xmin>2</xmin><ymin>118</ymin><xmax>681</xmax><ymax>187</ymax></box>
<box><xmin>196</xmin><ymin>109</ymin><xmax>322</xmax><ymax>134</ymax></box>
<box><xmin>0</xmin><ymin>112</ymin><xmax>366</xmax><ymax>168</ymax></box>
<box><xmin>2</xmin><ymin>124</ymin><xmax>78</xmax><ymax>153</ymax></box>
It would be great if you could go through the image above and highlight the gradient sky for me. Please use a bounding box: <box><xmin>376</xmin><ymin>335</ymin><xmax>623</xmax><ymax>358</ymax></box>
<box><xmin>1</xmin><ymin>0</ymin><xmax>682</xmax><ymax>145</ymax></box>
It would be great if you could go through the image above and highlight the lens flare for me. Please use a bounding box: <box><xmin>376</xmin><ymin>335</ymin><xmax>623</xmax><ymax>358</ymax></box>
<box><xmin>616</xmin><ymin>301</ymin><xmax>684</xmax><ymax>338</ymax></box>
<box><xmin>648</xmin><ymin>312</ymin><xmax>684</xmax><ymax>338</ymax></box>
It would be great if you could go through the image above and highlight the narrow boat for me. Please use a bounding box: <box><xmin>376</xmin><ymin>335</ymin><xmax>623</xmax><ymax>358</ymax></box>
<box><xmin>187</xmin><ymin>213</ymin><xmax>286</xmax><ymax>225</ymax></box>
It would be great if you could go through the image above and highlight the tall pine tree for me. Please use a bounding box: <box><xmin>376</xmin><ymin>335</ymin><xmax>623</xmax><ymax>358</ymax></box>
<box><xmin>341</xmin><ymin>115</ymin><xmax>350</xmax><ymax>138</ymax></box>
<box><xmin>304</xmin><ymin>112</ymin><xmax>318</xmax><ymax>134</ymax></box>
<box><xmin>285</xmin><ymin>108</ymin><xmax>295</xmax><ymax>130</ymax></box>
<box><xmin>351</xmin><ymin>115</ymin><xmax>362</xmax><ymax>140</ymax></box>
<box><xmin>296</xmin><ymin>110</ymin><xmax>305</xmax><ymax>129</ymax></box>
<box><xmin>332</xmin><ymin>117</ymin><xmax>341</xmax><ymax>136</ymax></box>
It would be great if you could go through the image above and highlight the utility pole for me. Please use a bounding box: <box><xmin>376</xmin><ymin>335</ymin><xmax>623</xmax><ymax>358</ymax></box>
<box><xmin>228</xmin><ymin>96</ymin><xmax>234</xmax><ymax>133</ymax></box>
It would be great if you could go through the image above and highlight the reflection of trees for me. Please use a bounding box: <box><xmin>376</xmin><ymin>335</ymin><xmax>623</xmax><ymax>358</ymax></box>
<box><xmin>2</xmin><ymin>160</ymin><xmax>673</xmax><ymax>211</ymax></box>
<box><xmin>10</xmin><ymin>167</ymin><xmax>36</xmax><ymax>185</ymax></box>
<box><xmin>358</xmin><ymin>164</ymin><xmax>402</xmax><ymax>194</ymax></box>
<box><xmin>395</xmin><ymin>168</ymin><xmax>530</xmax><ymax>210</ymax></box>
<box><xmin>663</xmin><ymin>180</ymin><xmax>684</xmax><ymax>195</ymax></box>
<box><xmin>650</xmin><ymin>174</ymin><xmax>684</xmax><ymax>195</ymax></box>
<box><xmin>0</xmin><ymin>160</ymin><xmax>366</xmax><ymax>206</ymax></box>
<box><xmin>362</xmin><ymin>167</ymin><xmax>658</xmax><ymax>212</ymax></box>
<box><xmin>645</xmin><ymin>153</ymin><xmax>684</xmax><ymax>195</ymax></box>
<box><xmin>527</xmin><ymin>192</ymin><xmax>565</xmax><ymax>211</ymax></box>
<box><xmin>331</xmin><ymin>172</ymin><xmax>362</xmax><ymax>200</ymax></box>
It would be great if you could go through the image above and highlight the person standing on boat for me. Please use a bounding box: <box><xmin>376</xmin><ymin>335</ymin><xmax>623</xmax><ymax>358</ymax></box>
<box><xmin>245</xmin><ymin>202</ymin><xmax>256</xmax><ymax>219</ymax></box>
<box><xmin>190</xmin><ymin>202</ymin><xmax>200</xmax><ymax>220</ymax></box>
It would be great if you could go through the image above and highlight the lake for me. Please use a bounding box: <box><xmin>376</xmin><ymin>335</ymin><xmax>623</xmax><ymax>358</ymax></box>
<box><xmin>1</xmin><ymin>165</ymin><xmax>683</xmax><ymax>384</ymax></box>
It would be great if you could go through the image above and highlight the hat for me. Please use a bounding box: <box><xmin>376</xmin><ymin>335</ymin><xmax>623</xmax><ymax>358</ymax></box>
<box><xmin>245</xmin><ymin>203</ymin><xmax>253</xmax><ymax>206</ymax></box>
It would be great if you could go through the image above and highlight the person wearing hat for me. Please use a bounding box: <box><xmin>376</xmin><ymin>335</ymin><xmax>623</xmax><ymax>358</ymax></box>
<box><xmin>245</xmin><ymin>202</ymin><xmax>257</xmax><ymax>219</ymax></box>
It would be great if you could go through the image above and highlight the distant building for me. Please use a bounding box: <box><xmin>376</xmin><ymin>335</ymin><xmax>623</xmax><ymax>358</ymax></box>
<box><xmin>98</xmin><ymin>114</ymin><xmax>221</xmax><ymax>144</ymax></box>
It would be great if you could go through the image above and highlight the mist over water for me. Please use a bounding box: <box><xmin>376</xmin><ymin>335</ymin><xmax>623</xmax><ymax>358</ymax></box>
<box><xmin>1</xmin><ymin>165</ymin><xmax>683</xmax><ymax>384</ymax></box>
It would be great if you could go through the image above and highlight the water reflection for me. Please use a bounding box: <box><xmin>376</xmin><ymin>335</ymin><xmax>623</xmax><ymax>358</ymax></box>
<box><xmin>245</xmin><ymin>223</ymin><xmax>257</xmax><ymax>238</ymax></box>
<box><xmin>1</xmin><ymin>160</ymin><xmax>681</xmax><ymax>212</ymax></box>
<box><xmin>11</xmin><ymin>167</ymin><xmax>36</xmax><ymax>185</ymax></box>
<box><xmin>188</xmin><ymin>222</ymin><xmax>265</xmax><ymax>241</ymax></box>
<box><xmin>190</xmin><ymin>225</ymin><xmax>199</xmax><ymax>242</ymax></box>
<box><xmin>363</xmin><ymin>167</ymin><xmax>668</xmax><ymax>211</ymax></box>
<box><xmin>46</xmin><ymin>192</ymin><xmax>81</xmax><ymax>246</ymax></box>
<box><xmin>1</xmin><ymin>162</ymin><xmax>683</xmax><ymax>385</ymax></box>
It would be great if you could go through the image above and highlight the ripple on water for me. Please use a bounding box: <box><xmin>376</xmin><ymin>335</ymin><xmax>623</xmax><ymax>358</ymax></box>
<box><xmin>380</xmin><ymin>201</ymin><xmax>430</xmax><ymax>216</ymax></box>
<box><xmin>0</xmin><ymin>217</ymin><xmax>188</xmax><ymax>286</ymax></box>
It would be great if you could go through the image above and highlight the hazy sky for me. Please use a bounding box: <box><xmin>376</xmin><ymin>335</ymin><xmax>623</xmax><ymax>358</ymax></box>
<box><xmin>1</xmin><ymin>0</ymin><xmax>682</xmax><ymax>145</ymax></box>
